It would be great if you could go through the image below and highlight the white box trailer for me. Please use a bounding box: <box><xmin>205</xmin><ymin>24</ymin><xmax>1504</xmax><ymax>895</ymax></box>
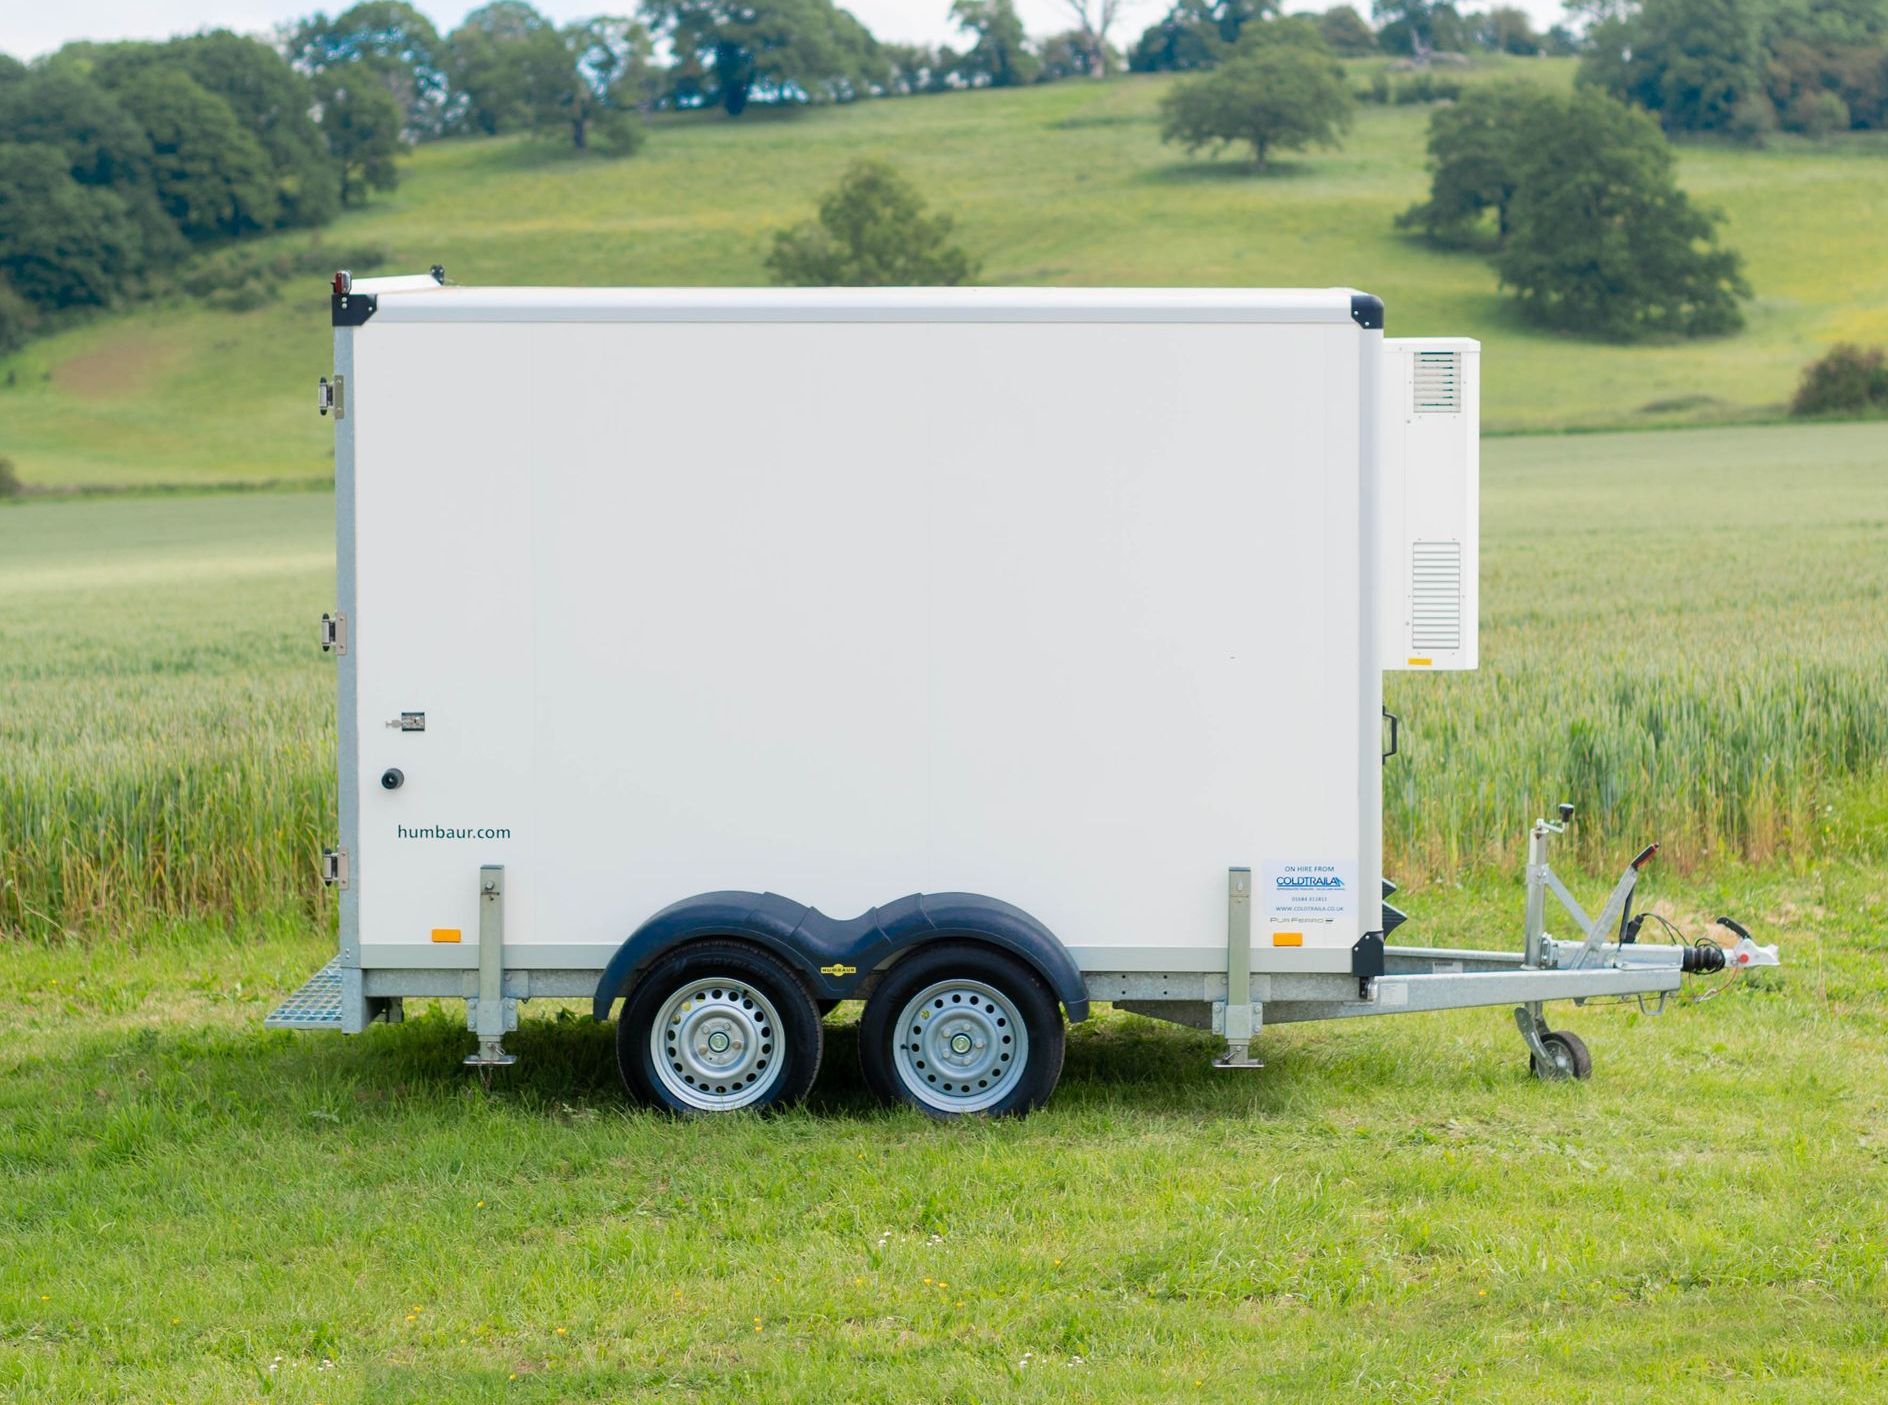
<box><xmin>270</xmin><ymin>273</ymin><xmax>1775</xmax><ymax>1116</ymax></box>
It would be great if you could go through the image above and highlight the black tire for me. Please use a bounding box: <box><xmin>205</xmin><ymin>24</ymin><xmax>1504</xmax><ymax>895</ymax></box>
<box><xmin>1530</xmin><ymin>1029</ymin><xmax>1593</xmax><ymax>1081</ymax></box>
<box><xmin>859</xmin><ymin>942</ymin><xmax>1065</xmax><ymax>1119</ymax></box>
<box><xmin>615</xmin><ymin>940</ymin><xmax>822</xmax><ymax>1114</ymax></box>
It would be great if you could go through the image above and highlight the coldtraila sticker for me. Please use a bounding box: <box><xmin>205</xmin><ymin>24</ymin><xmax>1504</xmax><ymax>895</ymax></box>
<box><xmin>1262</xmin><ymin>861</ymin><xmax>1358</xmax><ymax>930</ymax></box>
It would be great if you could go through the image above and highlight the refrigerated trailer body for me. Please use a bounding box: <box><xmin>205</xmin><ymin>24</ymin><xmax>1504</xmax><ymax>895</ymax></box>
<box><xmin>271</xmin><ymin>276</ymin><xmax>1774</xmax><ymax>1115</ymax></box>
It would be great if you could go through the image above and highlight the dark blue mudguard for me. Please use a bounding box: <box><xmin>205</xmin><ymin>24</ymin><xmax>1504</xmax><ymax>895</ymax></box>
<box><xmin>590</xmin><ymin>891</ymin><xmax>1090</xmax><ymax>1023</ymax></box>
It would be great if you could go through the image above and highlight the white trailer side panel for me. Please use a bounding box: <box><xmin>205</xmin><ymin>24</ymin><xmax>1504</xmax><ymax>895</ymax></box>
<box><xmin>346</xmin><ymin>299</ymin><xmax>1377</xmax><ymax>976</ymax></box>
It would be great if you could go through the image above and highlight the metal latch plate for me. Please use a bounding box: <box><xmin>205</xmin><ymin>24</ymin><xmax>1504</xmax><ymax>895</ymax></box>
<box><xmin>320</xmin><ymin>611</ymin><xmax>347</xmax><ymax>655</ymax></box>
<box><xmin>320</xmin><ymin>848</ymin><xmax>349</xmax><ymax>889</ymax></box>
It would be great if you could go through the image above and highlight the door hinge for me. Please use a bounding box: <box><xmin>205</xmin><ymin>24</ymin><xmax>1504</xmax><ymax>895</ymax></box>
<box><xmin>320</xmin><ymin>848</ymin><xmax>350</xmax><ymax>889</ymax></box>
<box><xmin>317</xmin><ymin>374</ymin><xmax>345</xmax><ymax>419</ymax></box>
<box><xmin>320</xmin><ymin>611</ymin><xmax>347</xmax><ymax>656</ymax></box>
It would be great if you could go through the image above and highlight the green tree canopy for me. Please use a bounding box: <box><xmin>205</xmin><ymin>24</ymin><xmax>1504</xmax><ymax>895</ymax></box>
<box><xmin>164</xmin><ymin>31</ymin><xmax>341</xmax><ymax>227</ymax></box>
<box><xmin>642</xmin><ymin>0</ymin><xmax>888</xmax><ymax>115</ymax></box>
<box><xmin>447</xmin><ymin>1</ymin><xmax>568</xmax><ymax>134</ymax></box>
<box><xmin>0</xmin><ymin>69</ymin><xmax>153</xmax><ymax>192</ymax></box>
<box><xmin>1495</xmin><ymin>89</ymin><xmax>1749</xmax><ymax>338</ymax></box>
<box><xmin>951</xmin><ymin>0</ymin><xmax>1040</xmax><ymax>86</ymax></box>
<box><xmin>0</xmin><ymin>142</ymin><xmax>146</xmax><ymax>308</ymax></box>
<box><xmin>1318</xmin><ymin>6</ymin><xmax>1380</xmax><ymax>55</ymax></box>
<box><xmin>1580</xmin><ymin>0</ymin><xmax>1768</xmax><ymax>133</ymax></box>
<box><xmin>288</xmin><ymin>2</ymin><xmax>449</xmax><ymax>137</ymax></box>
<box><xmin>1373</xmin><ymin>0</ymin><xmax>1468</xmax><ymax>55</ymax></box>
<box><xmin>766</xmin><ymin>159</ymin><xmax>978</xmax><ymax>286</ymax></box>
<box><xmin>314</xmin><ymin>62</ymin><xmax>406</xmax><ymax>203</ymax></box>
<box><xmin>548</xmin><ymin>17</ymin><xmax>655</xmax><ymax>151</ymax></box>
<box><xmin>1158</xmin><ymin>25</ymin><xmax>1351</xmax><ymax>169</ymax></box>
<box><xmin>112</xmin><ymin>66</ymin><xmax>278</xmax><ymax>239</ymax></box>
<box><xmin>1396</xmin><ymin>80</ymin><xmax>1543</xmax><ymax>245</ymax></box>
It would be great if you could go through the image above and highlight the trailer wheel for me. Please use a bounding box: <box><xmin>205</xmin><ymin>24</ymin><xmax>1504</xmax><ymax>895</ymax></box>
<box><xmin>1530</xmin><ymin>1029</ymin><xmax>1592</xmax><ymax>1081</ymax></box>
<box><xmin>615</xmin><ymin>941</ymin><xmax>822</xmax><ymax>1113</ymax></box>
<box><xmin>859</xmin><ymin>943</ymin><xmax>1065</xmax><ymax>1118</ymax></box>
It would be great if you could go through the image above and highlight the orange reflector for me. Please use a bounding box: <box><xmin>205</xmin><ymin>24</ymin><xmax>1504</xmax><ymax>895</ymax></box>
<box><xmin>1272</xmin><ymin>931</ymin><xmax>1304</xmax><ymax>947</ymax></box>
<box><xmin>431</xmin><ymin>928</ymin><xmax>462</xmax><ymax>943</ymax></box>
<box><xmin>1407</xmin><ymin>657</ymin><xmax>1433</xmax><ymax>667</ymax></box>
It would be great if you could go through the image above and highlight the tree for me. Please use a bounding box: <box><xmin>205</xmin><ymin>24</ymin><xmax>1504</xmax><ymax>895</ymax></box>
<box><xmin>1319</xmin><ymin>6</ymin><xmax>1380</xmax><ymax>56</ymax></box>
<box><xmin>642</xmin><ymin>0</ymin><xmax>888</xmax><ymax>115</ymax></box>
<box><xmin>882</xmin><ymin>43</ymin><xmax>956</xmax><ymax>94</ymax></box>
<box><xmin>1790</xmin><ymin>344</ymin><xmax>1888</xmax><ymax>416</ymax></box>
<box><xmin>951</xmin><ymin>0</ymin><xmax>1040</xmax><ymax>87</ymax></box>
<box><xmin>447</xmin><ymin>1</ymin><xmax>567</xmax><ymax>134</ymax></box>
<box><xmin>546</xmin><ymin>18</ymin><xmax>654</xmax><ymax>151</ymax></box>
<box><xmin>1039</xmin><ymin>29</ymin><xmax>1118</xmax><ymax>79</ymax></box>
<box><xmin>1494</xmin><ymin>90</ymin><xmax>1749</xmax><ymax>338</ymax></box>
<box><xmin>1129</xmin><ymin>7</ymin><xmax>1223</xmax><ymax>71</ymax></box>
<box><xmin>766</xmin><ymin>160</ymin><xmax>977</xmax><ymax>286</ymax></box>
<box><xmin>1473</xmin><ymin>6</ymin><xmax>1541</xmax><ymax>54</ymax></box>
<box><xmin>1373</xmin><ymin>0</ymin><xmax>1467</xmax><ymax>56</ymax></box>
<box><xmin>1396</xmin><ymin>81</ymin><xmax>1543</xmax><ymax>245</ymax></box>
<box><xmin>1059</xmin><ymin>0</ymin><xmax>1127</xmax><ymax>77</ymax></box>
<box><xmin>1580</xmin><ymin>0</ymin><xmax>1767</xmax><ymax>134</ymax></box>
<box><xmin>166</xmin><ymin>32</ymin><xmax>341</xmax><ymax>227</ymax></box>
<box><xmin>112</xmin><ymin>66</ymin><xmax>278</xmax><ymax>239</ymax></box>
<box><xmin>315</xmin><ymin>63</ymin><xmax>405</xmax><ymax>203</ymax></box>
<box><xmin>0</xmin><ymin>65</ymin><xmax>186</xmax><ymax>269</ymax></box>
<box><xmin>1159</xmin><ymin>33</ymin><xmax>1352</xmax><ymax>169</ymax></box>
<box><xmin>0</xmin><ymin>143</ymin><xmax>145</xmax><ymax>308</ymax></box>
<box><xmin>288</xmin><ymin>2</ymin><xmax>449</xmax><ymax>138</ymax></box>
<box><xmin>0</xmin><ymin>69</ymin><xmax>154</xmax><ymax>194</ymax></box>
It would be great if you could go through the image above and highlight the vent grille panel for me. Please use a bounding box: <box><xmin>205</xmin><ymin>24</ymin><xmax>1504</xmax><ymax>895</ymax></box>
<box><xmin>1410</xmin><ymin>540</ymin><xmax>1463</xmax><ymax>652</ymax></box>
<box><xmin>1412</xmin><ymin>350</ymin><xmax>1462</xmax><ymax>414</ymax></box>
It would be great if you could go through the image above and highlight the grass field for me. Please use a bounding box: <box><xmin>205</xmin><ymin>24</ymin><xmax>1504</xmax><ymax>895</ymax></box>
<box><xmin>2</xmin><ymin>868</ymin><xmax>1882</xmax><ymax>1403</ymax></box>
<box><xmin>4</xmin><ymin>60</ymin><xmax>1888</xmax><ymax>489</ymax></box>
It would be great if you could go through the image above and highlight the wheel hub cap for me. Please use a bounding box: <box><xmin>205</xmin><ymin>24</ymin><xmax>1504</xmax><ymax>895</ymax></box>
<box><xmin>893</xmin><ymin>978</ymin><xmax>1028</xmax><ymax>1114</ymax></box>
<box><xmin>650</xmin><ymin>980</ymin><xmax>785</xmax><ymax>1110</ymax></box>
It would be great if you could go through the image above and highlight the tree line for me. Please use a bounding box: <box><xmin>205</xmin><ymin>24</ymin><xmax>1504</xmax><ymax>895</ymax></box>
<box><xmin>1580</xmin><ymin>0</ymin><xmax>1888</xmax><ymax>138</ymax></box>
<box><xmin>4</xmin><ymin>0</ymin><xmax>1879</xmax><ymax>356</ymax></box>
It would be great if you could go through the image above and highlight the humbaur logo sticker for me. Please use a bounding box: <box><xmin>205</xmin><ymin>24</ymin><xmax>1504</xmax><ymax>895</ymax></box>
<box><xmin>1263</xmin><ymin>861</ymin><xmax>1358</xmax><ymax>928</ymax></box>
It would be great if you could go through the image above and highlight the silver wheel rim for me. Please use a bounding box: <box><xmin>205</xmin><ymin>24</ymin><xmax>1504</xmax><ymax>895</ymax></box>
<box><xmin>892</xmin><ymin>978</ymin><xmax>1028</xmax><ymax>1114</ymax></box>
<box><xmin>649</xmin><ymin>977</ymin><xmax>786</xmax><ymax>1111</ymax></box>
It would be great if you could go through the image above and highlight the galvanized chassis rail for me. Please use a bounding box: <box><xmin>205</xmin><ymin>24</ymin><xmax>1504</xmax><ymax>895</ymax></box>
<box><xmin>273</xmin><ymin>813</ymin><xmax>1753</xmax><ymax>1084</ymax></box>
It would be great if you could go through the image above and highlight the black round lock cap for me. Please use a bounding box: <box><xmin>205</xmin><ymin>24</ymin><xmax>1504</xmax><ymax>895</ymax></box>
<box><xmin>381</xmin><ymin>767</ymin><xmax>404</xmax><ymax>790</ymax></box>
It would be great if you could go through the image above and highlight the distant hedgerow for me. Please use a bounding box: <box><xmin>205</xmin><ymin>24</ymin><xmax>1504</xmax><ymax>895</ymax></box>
<box><xmin>1790</xmin><ymin>344</ymin><xmax>1888</xmax><ymax>417</ymax></box>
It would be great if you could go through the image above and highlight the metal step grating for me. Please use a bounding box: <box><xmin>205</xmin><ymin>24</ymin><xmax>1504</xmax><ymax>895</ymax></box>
<box><xmin>266</xmin><ymin>957</ymin><xmax>346</xmax><ymax>1030</ymax></box>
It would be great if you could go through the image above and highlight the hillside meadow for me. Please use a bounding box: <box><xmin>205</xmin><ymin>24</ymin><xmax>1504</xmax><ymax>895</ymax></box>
<box><xmin>3</xmin><ymin>59</ymin><xmax>1888</xmax><ymax>489</ymax></box>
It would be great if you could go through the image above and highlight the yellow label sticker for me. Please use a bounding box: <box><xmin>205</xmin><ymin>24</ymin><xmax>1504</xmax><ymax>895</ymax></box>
<box><xmin>818</xmin><ymin>962</ymin><xmax>858</xmax><ymax>978</ymax></box>
<box><xmin>1407</xmin><ymin>657</ymin><xmax>1433</xmax><ymax>667</ymax></box>
<box><xmin>431</xmin><ymin>928</ymin><xmax>462</xmax><ymax>943</ymax></box>
<box><xmin>1272</xmin><ymin>932</ymin><xmax>1304</xmax><ymax>947</ymax></box>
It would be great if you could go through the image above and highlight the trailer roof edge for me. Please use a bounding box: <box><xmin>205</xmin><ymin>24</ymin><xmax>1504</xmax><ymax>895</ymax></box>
<box><xmin>358</xmin><ymin>285</ymin><xmax>1371</xmax><ymax>326</ymax></box>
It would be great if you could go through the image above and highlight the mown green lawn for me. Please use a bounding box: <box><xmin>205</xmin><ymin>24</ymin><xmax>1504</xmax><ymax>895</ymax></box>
<box><xmin>2</xmin><ymin>871</ymin><xmax>1882</xmax><ymax>1402</ymax></box>
<box><xmin>3</xmin><ymin>61</ymin><xmax>1888</xmax><ymax>488</ymax></box>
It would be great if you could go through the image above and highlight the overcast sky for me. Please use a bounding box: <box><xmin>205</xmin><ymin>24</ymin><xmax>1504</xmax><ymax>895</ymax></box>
<box><xmin>5</xmin><ymin>0</ymin><xmax>1571</xmax><ymax>62</ymax></box>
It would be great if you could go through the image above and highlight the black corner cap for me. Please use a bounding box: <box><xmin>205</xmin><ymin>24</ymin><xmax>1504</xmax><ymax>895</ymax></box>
<box><xmin>1349</xmin><ymin>292</ymin><xmax>1384</xmax><ymax>330</ymax></box>
<box><xmin>332</xmin><ymin>291</ymin><xmax>377</xmax><ymax>327</ymax></box>
<box><xmin>1351</xmin><ymin>930</ymin><xmax>1386</xmax><ymax>981</ymax></box>
<box><xmin>1381</xmin><ymin>902</ymin><xmax>1407</xmax><ymax>937</ymax></box>
<box><xmin>430</xmin><ymin>264</ymin><xmax>446</xmax><ymax>284</ymax></box>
